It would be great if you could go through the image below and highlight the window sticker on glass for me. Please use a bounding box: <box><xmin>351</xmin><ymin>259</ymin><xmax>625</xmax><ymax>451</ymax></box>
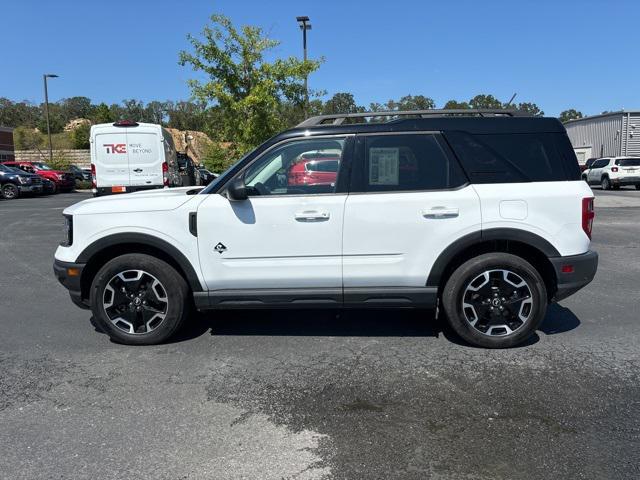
<box><xmin>369</xmin><ymin>147</ymin><xmax>399</xmax><ymax>185</ymax></box>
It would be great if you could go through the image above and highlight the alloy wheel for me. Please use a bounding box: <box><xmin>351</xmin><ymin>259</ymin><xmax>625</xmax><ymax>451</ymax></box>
<box><xmin>102</xmin><ymin>270</ymin><xmax>169</xmax><ymax>335</ymax></box>
<box><xmin>462</xmin><ymin>269</ymin><xmax>533</xmax><ymax>337</ymax></box>
<box><xmin>2</xmin><ymin>184</ymin><xmax>18</xmax><ymax>199</ymax></box>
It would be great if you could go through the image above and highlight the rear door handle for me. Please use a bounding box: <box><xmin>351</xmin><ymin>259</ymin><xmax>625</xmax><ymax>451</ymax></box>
<box><xmin>295</xmin><ymin>210</ymin><xmax>330</xmax><ymax>221</ymax></box>
<box><xmin>422</xmin><ymin>207</ymin><xmax>459</xmax><ymax>219</ymax></box>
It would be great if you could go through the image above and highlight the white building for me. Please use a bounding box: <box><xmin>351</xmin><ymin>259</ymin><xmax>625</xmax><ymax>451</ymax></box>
<box><xmin>564</xmin><ymin>111</ymin><xmax>640</xmax><ymax>166</ymax></box>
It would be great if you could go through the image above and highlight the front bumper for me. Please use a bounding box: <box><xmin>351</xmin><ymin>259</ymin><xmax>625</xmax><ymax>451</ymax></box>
<box><xmin>550</xmin><ymin>250</ymin><xmax>598</xmax><ymax>301</ymax></box>
<box><xmin>18</xmin><ymin>185</ymin><xmax>43</xmax><ymax>194</ymax></box>
<box><xmin>53</xmin><ymin>259</ymin><xmax>89</xmax><ymax>309</ymax></box>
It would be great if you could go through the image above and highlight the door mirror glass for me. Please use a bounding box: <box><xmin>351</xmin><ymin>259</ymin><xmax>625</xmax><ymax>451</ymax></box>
<box><xmin>227</xmin><ymin>176</ymin><xmax>248</xmax><ymax>201</ymax></box>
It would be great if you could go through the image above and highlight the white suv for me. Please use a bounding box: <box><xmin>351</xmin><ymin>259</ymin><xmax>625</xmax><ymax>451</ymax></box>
<box><xmin>54</xmin><ymin>110</ymin><xmax>598</xmax><ymax>348</ymax></box>
<box><xmin>582</xmin><ymin>156</ymin><xmax>640</xmax><ymax>190</ymax></box>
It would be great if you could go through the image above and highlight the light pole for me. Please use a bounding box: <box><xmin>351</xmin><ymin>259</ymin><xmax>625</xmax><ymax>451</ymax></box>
<box><xmin>43</xmin><ymin>74</ymin><xmax>59</xmax><ymax>162</ymax></box>
<box><xmin>296</xmin><ymin>16</ymin><xmax>311</xmax><ymax>115</ymax></box>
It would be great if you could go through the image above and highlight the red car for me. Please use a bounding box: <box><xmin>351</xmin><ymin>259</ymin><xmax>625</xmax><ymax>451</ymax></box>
<box><xmin>2</xmin><ymin>161</ymin><xmax>75</xmax><ymax>193</ymax></box>
<box><xmin>287</xmin><ymin>155</ymin><xmax>340</xmax><ymax>186</ymax></box>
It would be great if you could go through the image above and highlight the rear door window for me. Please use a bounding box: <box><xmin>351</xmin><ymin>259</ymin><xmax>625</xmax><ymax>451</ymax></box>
<box><xmin>351</xmin><ymin>133</ymin><xmax>467</xmax><ymax>192</ymax></box>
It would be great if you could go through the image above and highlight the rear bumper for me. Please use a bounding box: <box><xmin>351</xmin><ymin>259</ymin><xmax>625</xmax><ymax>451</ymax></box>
<box><xmin>611</xmin><ymin>176</ymin><xmax>640</xmax><ymax>186</ymax></box>
<box><xmin>550</xmin><ymin>250</ymin><xmax>598</xmax><ymax>302</ymax></box>
<box><xmin>53</xmin><ymin>259</ymin><xmax>90</xmax><ymax>309</ymax></box>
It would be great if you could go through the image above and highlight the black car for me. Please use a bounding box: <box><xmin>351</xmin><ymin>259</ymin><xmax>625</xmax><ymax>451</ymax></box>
<box><xmin>0</xmin><ymin>163</ymin><xmax>43</xmax><ymax>199</ymax></box>
<box><xmin>197</xmin><ymin>168</ymin><xmax>218</xmax><ymax>185</ymax></box>
<box><xmin>69</xmin><ymin>164</ymin><xmax>91</xmax><ymax>182</ymax></box>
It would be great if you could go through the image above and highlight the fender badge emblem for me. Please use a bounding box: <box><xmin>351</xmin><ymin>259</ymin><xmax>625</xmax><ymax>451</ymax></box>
<box><xmin>214</xmin><ymin>242</ymin><xmax>227</xmax><ymax>254</ymax></box>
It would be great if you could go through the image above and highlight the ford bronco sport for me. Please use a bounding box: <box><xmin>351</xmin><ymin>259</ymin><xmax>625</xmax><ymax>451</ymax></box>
<box><xmin>54</xmin><ymin>109</ymin><xmax>598</xmax><ymax>348</ymax></box>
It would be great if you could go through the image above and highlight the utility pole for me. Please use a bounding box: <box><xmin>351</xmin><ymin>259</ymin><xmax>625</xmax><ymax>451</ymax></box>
<box><xmin>43</xmin><ymin>73</ymin><xmax>59</xmax><ymax>162</ymax></box>
<box><xmin>296</xmin><ymin>16</ymin><xmax>311</xmax><ymax>116</ymax></box>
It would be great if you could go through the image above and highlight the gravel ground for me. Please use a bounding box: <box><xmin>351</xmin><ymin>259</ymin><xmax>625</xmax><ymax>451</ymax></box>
<box><xmin>0</xmin><ymin>190</ymin><xmax>638</xmax><ymax>480</ymax></box>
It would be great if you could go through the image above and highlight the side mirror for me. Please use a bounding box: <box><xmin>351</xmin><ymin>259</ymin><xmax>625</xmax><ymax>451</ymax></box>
<box><xmin>227</xmin><ymin>177</ymin><xmax>248</xmax><ymax>201</ymax></box>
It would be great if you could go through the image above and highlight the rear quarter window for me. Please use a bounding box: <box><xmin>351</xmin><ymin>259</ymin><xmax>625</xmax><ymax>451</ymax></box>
<box><xmin>445</xmin><ymin>132</ymin><xmax>580</xmax><ymax>183</ymax></box>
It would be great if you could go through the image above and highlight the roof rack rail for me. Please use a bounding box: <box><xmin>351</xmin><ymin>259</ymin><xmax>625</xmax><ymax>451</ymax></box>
<box><xmin>296</xmin><ymin>108</ymin><xmax>531</xmax><ymax>128</ymax></box>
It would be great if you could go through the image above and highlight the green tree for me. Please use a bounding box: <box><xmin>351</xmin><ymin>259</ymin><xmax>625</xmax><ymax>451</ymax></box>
<box><xmin>469</xmin><ymin>94</ymin><xmax>504</xmax><ymax>109</ymax></box>
<box><xmin>559</xmin><ymin>109</ymin><xmax>583</xmax><ymax>123</ymax></box>
<box><xmin>388</xmin><ymin>95</ymin><xmax>435</xmax><ymax>111</ymax></box>
<box><xmin>515</xmin><ymin>102</ymin><xmax>544</xmax><ymax>116</ymax></box>
<box><xmin>443</xmin><ymin>100</ymin><xmax>471</xmax><ymax>109</ymax></box>
<box><xmin>179</xmin><ymin>13</ymin><xmax>321</xmax><ymax>154</ymax></box>
<box><xmin>92</xmin><ymin>103</ymin><xmax>113</xmax><ymax>123</ymax></box>
<box><xmin>59</xmin><ymin>96</ymin><xmax>93</xmax><ymax>121</ymax></box>
<box><xmin>322</xmin><ymin>92</ymin><xmax>363</xmax><ymax>114</ymax></box>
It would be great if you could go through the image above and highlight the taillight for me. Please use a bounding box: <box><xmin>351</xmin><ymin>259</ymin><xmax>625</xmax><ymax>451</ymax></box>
<box><xmin>90</xmin><ymin>163</ymin><xmax>96</xmax><ymax>188</ymax></box>
<box><xmin>162</xmin><ymin>162</ymin><xmax>168</xmax><ymax>186</ymax></box>
<box><xmin>611</xmin><ymin>166</ymin><xmax>618</xmax><ymax>172</ymax></box>
<box><xmin>582</xmin><ymin>197</ymin><xmax>595</xmax><ymax>239</ymax></box>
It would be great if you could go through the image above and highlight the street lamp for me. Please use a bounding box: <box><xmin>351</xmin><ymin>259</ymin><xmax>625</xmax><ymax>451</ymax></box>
<box><xmin>43</xmin><ymin>74</ymin><xmax>59</xmax><ymax>162</ymax></box>
<box><xmin>296</xmin><ymin>16</ymin><xmax>311</xmax><ymax>115</ymax></box>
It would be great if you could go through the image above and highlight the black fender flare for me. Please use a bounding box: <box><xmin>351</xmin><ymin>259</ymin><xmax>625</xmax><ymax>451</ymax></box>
<box><xmin>426</xmin><ymin>228</ymin><xmax>560</xmax><ymax>287</ymax></box>
<box><xmin>76</xmin><ymin>233</ymin><xmax>204</xmax><ymax>292</ymax></box>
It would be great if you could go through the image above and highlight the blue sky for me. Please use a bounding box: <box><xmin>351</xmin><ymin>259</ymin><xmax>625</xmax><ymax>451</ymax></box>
<box><xmin>2</xmin><ymin>0</ymin><xmax>639</xmax><ymax>116</ymax></box>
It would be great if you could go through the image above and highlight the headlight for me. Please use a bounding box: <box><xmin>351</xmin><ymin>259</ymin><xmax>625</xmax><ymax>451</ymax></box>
<box><xmin>61</xmin><ymin>215</ymin><xmax>73</xmax><ymax>247</ymax></box>
<box><xmin>18</xmin><ymin>176</ymin><xmax>30</xmax><ymax>184</ymax></box>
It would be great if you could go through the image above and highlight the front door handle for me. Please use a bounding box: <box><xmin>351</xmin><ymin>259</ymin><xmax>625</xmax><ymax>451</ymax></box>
<box><xmin>295</xmin><ymin>210</ymin><xmax>330</xmax><ymax>221</ymax></box>
<box><xmin>422</xmin><ymin>206</ymin><xmax>459</xmax><ymax>219</ymax></box>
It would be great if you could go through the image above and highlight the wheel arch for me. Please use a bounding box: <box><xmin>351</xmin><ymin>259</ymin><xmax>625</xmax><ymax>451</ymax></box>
<box><xmin>76</xmin><ymin>233</ymin><xmax>204</xmax><ymax>303</ymax></box>
<box><xmin>427</xmin><ymin>228</ymin><xmax>559</xmax><ymax>298</ymax></box>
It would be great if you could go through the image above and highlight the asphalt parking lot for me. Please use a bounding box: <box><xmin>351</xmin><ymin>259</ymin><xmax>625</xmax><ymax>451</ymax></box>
<box><xmin>1</xmin><ymin>189</ymin><xmax>639</xmax><ymax>480</ymax></box>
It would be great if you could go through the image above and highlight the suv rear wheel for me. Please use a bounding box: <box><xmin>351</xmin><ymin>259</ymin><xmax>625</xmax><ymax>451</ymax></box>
<box><xmin>601</xmin><ymin>176</ymin><xmax>611</xmax><ymax>190</ymax></box>
<box><xmin>442</xmin><ymin>253</ymin><xmax>547</xmax><ymax>348</ymax></box>
<box><xmin>90</xmin><ymin>254</ymin><xmax>190</xmax><ymax>345</ymax></box>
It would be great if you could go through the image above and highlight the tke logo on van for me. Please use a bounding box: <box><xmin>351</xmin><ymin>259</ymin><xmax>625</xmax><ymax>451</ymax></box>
<box><xmin>103</xmin><ymin>143</ymin><xmax>127</xmax><ymax>154</ymax></box>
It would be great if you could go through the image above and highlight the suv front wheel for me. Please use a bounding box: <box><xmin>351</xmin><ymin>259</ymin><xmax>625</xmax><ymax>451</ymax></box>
<box><xmin>90</xmin><ymin>254</ymin><xmax>190</xmax><ymax>345</ymax></box>
<box><xmin>442</xmin><ymin>253</ymin><xmax>547</xmax><ymax>348</ymax></box>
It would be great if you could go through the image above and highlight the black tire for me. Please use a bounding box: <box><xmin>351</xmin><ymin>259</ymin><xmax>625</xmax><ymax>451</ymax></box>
<box><xmin>49</xmin><ymin>182</ymin><xmax>58</xmax><ymax>194</ymax></box>
<box><xmin>581</xmin><ymin>174</ymin><xmax>588</xmax><ymax>183</ymax></box>
<box><xmin>601</xmin><ymin>176</ymin><xmax>611</xmax><ymax>190</ymax></box>
<box><xmin>1</xmin><ymin>183</ymin><xmax>19</xmax><ymax>200</ymax></box>
<box><xmin>442</xmin><ymin>252</ymin><xmax>548</xmax><ymax>349</ymax></box>
<box><xmin>90</xmin><ymin>253</ymin><xmax>190</xmax><ymax>345</ymax></box>
<box><xmin>635</xmin><ymin>185</ymin><xmax>640</xmax><ymax>190</ymax></box>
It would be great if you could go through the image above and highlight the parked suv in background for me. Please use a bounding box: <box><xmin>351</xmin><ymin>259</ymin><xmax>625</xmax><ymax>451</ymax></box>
<box><xmin>582</xmin><ymin>156</ymin><xmax>640</xmax><ymax>190</ymax></box>
<box><xmin>0</xmin><ymin>163</ymin><xmax>43</xmax><ymax>199</ymax></box>
<box><xmin>2</xmin><ymin>161</ymin><xmax>75</xmax><ymax>193</ymax></box>
<box><xmin>287</xmin><ymin>152</ymin><xmax>340</xmax><ymax>187</ymax></box>
<box><xmin>69</xmin><ymin>164</ymin><xmax>91</xmax><ymax>182</ymax></box>
<box><xmin>54</xmin><ymin>109</ymin><xmax>598</xmax><ymax>349</ymax></box>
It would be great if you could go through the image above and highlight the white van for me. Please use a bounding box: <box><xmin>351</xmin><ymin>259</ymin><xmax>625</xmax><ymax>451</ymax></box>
<box><xmin>89</xmin><ymin>121</ymin><xmax>181</xmax><ymax>196</ymax></box>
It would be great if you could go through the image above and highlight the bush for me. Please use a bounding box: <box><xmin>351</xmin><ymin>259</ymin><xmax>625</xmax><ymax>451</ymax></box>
<box><xmin>48</xmin><ymin>152</ymin><xmax>71</xmax><ymax>171</ymax></box>
<box><xmin>71</xmin><ymin>123</ymin><xmax>91</xmax><ymax>149</ymax></box>
<box><xmin>201</xmin><ymin>142</ymin><xmax>242</xmax><ymax>174</ymax></box>
<box><xmin>13</xmin><ymin>126</ymin><xmax>44</xmax><ymax>150</ymax></box>
<box><xmin>75</xmin><ymin>180</ymin><xmax>91</xmax><ymax>190</ymax></box>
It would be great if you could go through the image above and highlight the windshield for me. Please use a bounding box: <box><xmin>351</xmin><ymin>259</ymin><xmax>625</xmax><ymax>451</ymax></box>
<box><xmin>616</xmin><ymin>158</ymin><xmax>640</xmax><ymax>167</ymax></box>
<box><xmin>32</xmin><ymin>162</ymin><xmax>53</xmax><ymax>170</ymax></box>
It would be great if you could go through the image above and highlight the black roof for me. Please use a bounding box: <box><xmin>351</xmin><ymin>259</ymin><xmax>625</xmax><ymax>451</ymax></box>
<box><xmin>277</xmin><ymin>116</ymin><xmax>565</xmax><ymax>142</ymax></box>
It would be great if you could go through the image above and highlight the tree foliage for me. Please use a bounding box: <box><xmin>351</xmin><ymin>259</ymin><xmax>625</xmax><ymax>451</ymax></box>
<box><xmin>559</xmin><ymin>109</ymin><xmax>583</xmax><ymax>123</ymax></box>
<box><xmin>179</xmin><ymin>13</ymin><xmax>321</xmax><ymax>153</ymax></box>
